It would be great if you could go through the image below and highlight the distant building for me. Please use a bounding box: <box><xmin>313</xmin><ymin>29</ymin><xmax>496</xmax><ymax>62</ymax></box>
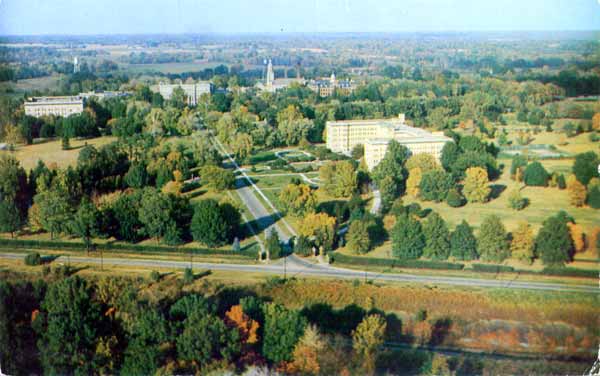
<box><xmin>326</xmin><ymin>114</ymin><xmax>451</xmax><ymax>170</ymax></box>
<box><xmin>24</xmin><ymin>96</ymin><xmax>84</xmax><ymax>118</ymax></box>
<box><xmin>78</xmin><ymin>90</ymin><xmax>131</xmax><ymax>100</ymax></box>
<box><xmin>73</xmin><ymin>57</ymin><xmax>79</xmax><ymax>73</ymax></box>
<box><xmin>255</xmin><ymin>59</ymin><xmax>305</xmax><ymax>93</ymax></box>
<box><xmin>308</xmin><ymin>72</ymin><xmax>355</xmax><ymax>97</ymax></box>
<box><xmin>156</xmin><ymin>82</ymin><xmax>213</xmax><ymax>106</ymax></box>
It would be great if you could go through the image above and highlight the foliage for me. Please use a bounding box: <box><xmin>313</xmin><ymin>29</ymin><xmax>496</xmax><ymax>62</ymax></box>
<box><xmin>0</xmin><ymin>201</ymin><xmax>21</xmax><ymax>237</ymax></box>
<box><xmin>266</xmin><ymin>229</ymin><xmax>282</xmax><ymax>259</ymax></box>
<box><xmin>191</xmin><ymin>199</ymin><xmax>239</xmax><ymax>247</ymax></box>
<box><xmin>445</xmin><ymin>188</ymin><xmax>465</xmax><ymax>207</ymax></box>
<box><xmin>463</xmin><ymin>167</ymin><xmax>491</xmax><ymax>203</ymax></box>
<box><xmin>419</xmin><ymin>169</ymin><xmax>453</xmax><ymax>202</ymax></box>
<box><xmin>262</xmin><ymin>303</ymin><xmax>307</xmax><ymax>364</ymax></box>
<box><xmin>279</xmin><ymin>183</ymin><xmax>317</xmax><ymax>216</ymax></box>
<box><xmin>567</xmin><ymin>176</ymin><xmax>587</xmax><ymax>207</ymax></box>
<box><xmin>450</xmin><ymin>220</ymin><xmax>478</xmax><ymax>261</ymax></box>
<box><xmin>70</xmin><ymin>198</ymin><xmax>101</xmax><ymax>251</ymax></box>
<box><xmin>346</xmin><ymin>220</ymin><xmax>371</xmax><ymax>254</ymax></box>
<box><xmin>225</xmin><ymin>305</ymin><xmax>259</xmax><ymax>345</ymax></box>
<box><xmin>406</xmin><ymin>167</ymin><xmax>422</xmax><ymax>197</ymax></box>
<box><xmin>536</xmin><ymin>213</ymin><xmax>573</xmax><ymax>266</ymax></box>
<box><xmin>406</xmin><ymin>153</ymin><xmax>440</xmax><ymax>173</ymax></box>
<box><xmin>523</xmin><ymin>161</ymin><xmax>549</xmax><ymax>187</ymax></box>
<box><xmin>24</xmin><ymin>252</ymin><xmax>42</xmax><ymax>266</ymax></box>
<box><xmin>572</xmin><ymin>151</ymin><xmax>599</xmax><ymax>185</ymax></box>
<box><xmin>352</xmin><ymin>314</ymin><xmax>386</xmax><ymax>375</ymax></box>
<box><xmin>507</xmin><ymin>189</ymin><xmax>528</xmax><ymax>210</ymax></box>
<box><xmin>290</xmin><ymin>324</ymin><xmax>325</xmax><ymax>375</ymax></box>
<box><xmin>477</xmin><ymin>215</ymin><xmax>510</xmax><ymax>262</ymax></box>
<box><xmin>391</xmin><ymin>214</ymin><xmax>425</xmax><ymax>259</ymax></box>
<box><xmin>298</xmin><ymin>212</ymin><xmax>336</xmax><ymax>251</ymax></box>
<box><xmin>511</xmin><ymin>221</ymin><xmax>536</xmax><ymax>264</ymax></box>
<box><xmin>200</xmin><ymin>165</ymin><xmax>235</xmax><ymax>191</ymax></box>
<box><xmin>319</xmin><ymin>160</ymin><xmax>357</xmax><ymax>198</ymax></box>
<box><xmin>422</xmin><ymin>212</ymin><xmax>450</xmax><ymax>260</ymax></box>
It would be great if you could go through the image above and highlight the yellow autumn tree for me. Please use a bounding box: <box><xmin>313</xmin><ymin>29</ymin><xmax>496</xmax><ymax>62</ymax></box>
<box><xmin>567</xmin><ymin>222</ymin><xmax>586</xmax><ymax>253</ymax></box>
<box><xmin>511</xmin><ymin>221</ymin><xmax>535</xmax><ymax>264</ymax></box>
<box><xmin>299</xmin><ymin>212</ymin><xmax>337</xmax><ymax>250</ymax></box>
<box><xmin>567</xmin><ymin>175</ymin><xmax>587</xmax><ymax>207</ymax></box>
<box><xmin>592</xmin><ymin>113</ymin><xmax>600</xmax><ymax>131</ymax></box>
<box><xmin>463</xmin><ymin>167</ymin><xmax>491</xmax><ymax>203</ymax></box>
<box><xmin>225</xmin><ymin>304</ymin><xmax>259</xmax><ymax>345</ymax></box>
<box><xmin>290</xmin><ymin>324</ymin><xmax>324</xmax><ymax>375</ymax></box>
<box><xmin>279</xmin><ymin>183</ymin><xmax>317</xmax><ymax>216</ymax></box>
<box><xmin>406</xmin><ymin>168</ymin><xmax>422</xmax><ymax>198</ymax></box>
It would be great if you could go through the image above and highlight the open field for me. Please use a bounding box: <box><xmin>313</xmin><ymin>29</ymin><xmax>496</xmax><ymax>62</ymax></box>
<box><xmin>0</xmin><ymin>74</ymin><xmax>65</xmax><ymax>96</ymax></box>
<box><xmin>9</xmin><ymin>135</ymin><xmax>117</xmax><ymax>170</ymax></box>
<box><xmin>120</xmin><ymin>61</ymin><xmax>228</xmax><ymax>74</ymax></box>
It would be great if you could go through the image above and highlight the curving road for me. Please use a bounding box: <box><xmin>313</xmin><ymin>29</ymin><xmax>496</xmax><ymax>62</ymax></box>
<box><xmin>1</xmin><ymin>252</ymin><xmax>596</xmax><ymax>293</ymax></box>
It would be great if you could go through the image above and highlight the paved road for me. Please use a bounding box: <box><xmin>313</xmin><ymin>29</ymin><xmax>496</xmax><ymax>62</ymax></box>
<box><xmin>2</xmin><ymin>252</ymin><xmax>595</xmax><ymax>293</ymax></box>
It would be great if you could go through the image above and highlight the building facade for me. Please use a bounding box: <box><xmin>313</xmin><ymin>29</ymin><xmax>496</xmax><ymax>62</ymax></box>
<box><xmin>24</xmin><ymin>96</ymin><xmax>84</xmax><ymax>118</ymax></box>
<box><xmin>326</xmin><ymin>114</ymin><xmax>451</xmax><ymax>170</ymax></box>
<box><xmin>308</xmin><ymin>72</ymin><xmax>355</xmax><ymax>97</ymax></box>
<box><xmin>157</xmin><ymin>82</ymin><xmax>213</xmax><ymax>106</ymax></box>
<box><xmin>255</xmin><ymin>59</ymin><xmax>305</xmax><ymax>93</ymax></box>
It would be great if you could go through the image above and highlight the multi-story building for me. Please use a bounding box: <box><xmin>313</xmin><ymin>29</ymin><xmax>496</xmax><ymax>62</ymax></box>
<box><xmin>308</xmin><ymin>72</ymin><xmax>355</xmax><ymax>97</ymax></box>
<box><xmin>326</xmin><ymin>114</ymin><xmax>451</xmax><ymax>170</ymax></box>
<box><xmin>24</xmin><ymin>96</ymin><xmax>84</xmax><ymax>118</ymax></box>
<box><xmin>156</xmin><ymin>81</ymin><xmax>213</xmax><ymax>106</ymax></box>
<box><xmin>78</xmin><ymin>90</ymin><xmax>131</xmax><ymax>100</ymax></box>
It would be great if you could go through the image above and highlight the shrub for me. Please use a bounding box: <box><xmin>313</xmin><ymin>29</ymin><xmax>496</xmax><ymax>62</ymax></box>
<box><xmin>507</xmin><ymin>189</ymin><xmax>528</xmax><ymax>210</ymax></box>
<box><xmin>150</xmin><ymin>270</ymin><xmax>161</xmax><ymax>282</ymax></box>
<box><xmin>471</xmin><ymin>263</ymin><xmax>515</xmax><ymax>273</ymax></box>
<box><xmin>24</xmin><ymin>252</ymin><xmax>41</xmax><ymax>266</ymax></box>
<box><xmin>446</xmin><ymin>188</ymin><xmax>465</xmax><ymax>207</ymax></box>
<box><xmin>183</xmin><ymin>268</ymin><xmax>194</xmax><ymax>284</ymax></box>
<box><xmin>330</xmin><ymin>252</ymin><xmax>464</xmax><ymax>270</ymax></box>
<box><xmin>523</xmin><ymin>162</ymin><xmax>549</xmax><ymax>186</ymax></box>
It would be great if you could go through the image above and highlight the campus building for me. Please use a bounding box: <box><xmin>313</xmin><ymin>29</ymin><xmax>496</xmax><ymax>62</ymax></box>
<box><xmin>326</xmin><ymin>114</ymin><xmax>451</xmax><ymax>170</ymax></box>
<box><xmin>255</xmin><ymin>59</ymin><xmax>305</xmax><ymax>93</ymax></box>
<box><xmin>156</xmin><ymin>81</ymin><xmax>213</xmax><ymax>106</ymax></box>
<box><xmin>308</xmin><ymin>72</ymin><xmax>355</xmax><ymax>97</ymax></box>
<box><xmin>78</xmin><ymin>90</ymin><xmax>131</xmax><ymax>100</ymax></box>
<box><xmin>24</xmin><ymin>96</ymin><xmax>84</xmax><ymax>118</ymax></box>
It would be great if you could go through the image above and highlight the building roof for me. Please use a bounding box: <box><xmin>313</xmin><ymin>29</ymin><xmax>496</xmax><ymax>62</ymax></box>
<box><xmin>25</xmin><ymin>96</ymin><xmax>83</xmax><ymax>105</ymax></box>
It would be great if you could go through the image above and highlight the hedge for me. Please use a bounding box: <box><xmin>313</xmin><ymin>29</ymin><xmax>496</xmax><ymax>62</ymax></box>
<box><xmin>330</xmin><ymin>253</ymin><xmax>465</xmax><ymax>271</ymax></box>
<box><xmin>24</xmin><ymin>252</ymin><xmax>42</xmax><ymax>266</ymax></box>
<box><xmin>539</xmin><ymin>267</ymin><xmax>597</xmax><ymax>279</ymax></box>
<box><xmin>0</xmin><ymin>238</ymin><xmax>255</xmax><ymax>258</ymax></box>
<box><xmin>471</xmin><ymin>263</ymin><xmax>515</xmax><ymax>273</ymax></box>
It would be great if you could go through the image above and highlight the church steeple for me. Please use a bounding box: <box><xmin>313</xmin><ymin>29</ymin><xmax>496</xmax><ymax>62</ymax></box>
<box><xmin>266</xmin><ymin>59</ymin><xmax>275</xmax><ymax>87</ymax></box>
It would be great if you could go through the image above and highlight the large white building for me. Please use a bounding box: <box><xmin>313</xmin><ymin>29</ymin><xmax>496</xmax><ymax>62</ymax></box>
<box><xmin>326</xmin><ymin>114</ymin><xmax>452</xmax><ymax>170</ymax></box>
<box><xmin>156</xmin><ymin>81</ymin><xmax>213</xmax><ymax>106</ymax></box>
<box><xmin>24</xmin><ymin>96</ymin><xmax>84</xmax><ymax>118</ymax></box>
<box><xmin>308</xmin><ymin>72</ymin><xmax>355</xmax><ymax>97</ymax></box>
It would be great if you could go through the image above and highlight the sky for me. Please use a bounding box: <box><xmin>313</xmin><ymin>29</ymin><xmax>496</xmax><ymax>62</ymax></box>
<box><xmin>0</xmin><ymin>0</ymin><xmax>599</xmax><ymax>35</ymax></box>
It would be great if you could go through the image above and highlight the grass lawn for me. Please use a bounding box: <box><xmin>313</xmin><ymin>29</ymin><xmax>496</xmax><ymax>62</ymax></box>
<box><xmin>0</xmin><ymin>74</ymin><xmax>65</xmax><ymax>96</ymax></box>
<box><xmin>11</xmin><ymin>135</ymin><xmax>117</xmax><ymax>170</ymax></box>
<box><xmin>121</xmin><ymin>61</ymin><xmax>227</xmax><ymax>74</ymax></box>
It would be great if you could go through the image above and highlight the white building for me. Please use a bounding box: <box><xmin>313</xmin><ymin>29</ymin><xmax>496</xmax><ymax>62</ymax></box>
<box><xmin>255</xmin><ymin>59</ymin><xmax>305</xmax><ymax>93</ymax></box>
<box><xmin>326</xmin><ymin>114</ymin><xmax>452</xmax><ymax>170</ymax></box>
<box><xmin>78</xmin><ymin>90</ymin><xmax>131</xmax><ymax>100</ymax></box>
<box><xmin>156</xmin><ymin>82</ymin><xmax>213</xmax><ymax>106</ymax></box>
<box><xmin>24</xmin><ymin>96</ymin><xmax>84</xmax><ymax>118</ymax></box>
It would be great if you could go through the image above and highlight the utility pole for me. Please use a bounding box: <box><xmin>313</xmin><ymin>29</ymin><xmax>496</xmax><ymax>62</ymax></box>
<box><xmin>100</xmin><ymin>247</ymin><xmax>103</xmax><ymax>271</ymax></box>
<box><xmin>284</xmin><ymin>254</ymin><xmax>287</xmax><ymax>280</ymax></box>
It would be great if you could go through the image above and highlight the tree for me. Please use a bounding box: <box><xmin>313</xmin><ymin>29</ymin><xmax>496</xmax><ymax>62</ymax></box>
<box><xmin>351</xmin><ymin>144</ymin><xmax>364</xmax><ymax>159</ymax></box>
<box><xmin>523</xmin><ymin>161</ymin><xmax>549</xmax><ymax>187</ymax></box>
<box><xmin>352</xmin><ymin>314</ymin><xmax>386</xmax><ymax>375</ymax></box>
<box><xmin>266</xmin><ymin>229</ymin><xmax>282</xmax><ymax>259</ymax></box>
<box><xmin>122</xmin><ymin>310</ymin><xmax>168</xmax><ymax>375</ymax></box>
<box><xmin>588</xmin><ymin>185</ymin><xmax>600</xmax><ymax>209</ymax></box>
<box><xmin>477</xmin><ymin>215</ymin><xmax>509</xmax><ymax>262</ymax></box>
<box><xmin>70</xmin><ymin>198</ymin><xmax>101</xmax><ymax>253</ymax></box>
<box><xmin>536</xmin><ymin>213</ymin><xmax>573</xmax><ymax>266</ymax></box>
<box><xmin>419</xmin><ymin>170</ymin><xmax>453</xmax><ymax>202</ymax></box>
<box><xmin>124</xmin><ymin>162</ymin><xmax>148</xmax><ymax>188</ymax></box>
<box><xmin>346</xmin><ymin>220</ymin><xmax>371</xmax><ymax>254</ymax></box>
<box><xmin>192</xmin><ymin>137</ymin><xmax>220</xmax><ymax>167</ymax></box>
<box><xmin>225</xmin><ymin>305</ymin><xmax>259</xmax><ymax>345</ymax></box>
<box><xmin>440</xmin><ymin>142</ymin><xmax>460</xmax><ymax>172</ymax></box>
<box><xmin>572</xmin><ymin>151</ymin><xmax>599</xmax><ymax>185</ymax></box>
<box><xmin>507</xmin><ymin>188</ymin><xmax>527</xmax><ymax>210</ymax></box>
<box><xmin>511</xmin><ymin>221</ymin><xmax>535</xmax><ymax>264</ymax></box>
<box><xmin>372</xmin><ymin>140</ymin><xmax>409</xmax><ymax>194</ymax></box>
<box><xmin>37</xmin><ymin>277</ymin><xmax>102</xmax><ymax>375</ymax></box>
<box><xmin>298</xmin><ymin>213</ymin><xmax>336</xmax><ymax>251</ymax></box>
<box><xmin>200</xmin><ymin>165</ymin><xmax>235</xmax><ymax>191</ymax></box>
<box><xmin>450</xmin><ymin>220</ymin><xmax>478</xmax><ymax>260</ymax></box>
<box><xmin>379</xmin><ymin>175</ymin><xmax>399</xmax><ymax>213</ymax></box>
<box><xmin>176</xmin><ymin>312</ymin><xmax>241</xmax><ymax>368</ymax></box>
<box><xmin>279</xmin><ymin>183</ymin><xmax>317</xmax><ymax>216</ymax></box>
<box><xmin>138</xmin><ymin>189</ymin><xmax>173</xmax><ymax>242</ymax></box>
<box><xmin>0</xmin><ymin>201</ymin><xmax>21</xmax><ymax>237</ymax></box>
<box><xmin>510</xmin><ymin>155</ymin><xmax>528</xmax><ymax>180</ymax></box>
<box><xmin>391</xmin><ymin>214</ymin><xmax>425</xmax><ymax>259</ymax></box>
<box><xmin>446</xmin><ymin>188</ymin><xmax>465</xmax><ymax>207</ymax></box>
<box><xmin>262</xmin><ymin>303</ymin><xmax>307</xmax><ymax>364</ymax></box>
<box><xmin>191</xmin><ymin>199</ymin><xmax>230</xmax><ymax>247</ymax></box>
<box><xmin>567</xmin><ymin>222</ymin><xmax>586</xmax><ymax>253</ymax></box>
<box><xmin>290</xmin><ymin>324</ymin><xmax>325</xmax><ymax>375</ymax></box>
<box><xmin>34</xmin><ymin>187</ymin><xmax>72</xmax><ymax>238</ymax></box>
<box><xmin>276</xmin><ymin>105</ymin><xmax>314</xmax><ymax>145</ymax></box>
<box><xmin>230</xmin><ymin>132</ymin><xmax>253</xmax><ymax>163</ymax></box>
<box><xmin>406</xmin><ymin>168</ymin><xmax>422</xmax><ymax>197</ymax></box>
<box><xmin>406</xmin><ymin>153</ymin><xmax>440</xmax><ymax>173</ymax></box>
<box><xmin>0</xmin><ymin>154</ymin><xmax>30</xmax><ymax>217</ymax></box>
<box><xmin>567</xmin><ymin>176</ymin><xmax>587</xmax><ymax>207</ymax></box>
<box><xmin>319</xmin><ymin>160</ymin><xmax>357</xmax><ymax>198</ymax></box>
<box><xmin>422</xmin><ymin>213</ymin><xmax>450</xmax><ymax>260</ymax></box>
<box><xmin>463</xmin><ymin>167</ymin><xmax>491</xmax><ymax>203</ymax></box>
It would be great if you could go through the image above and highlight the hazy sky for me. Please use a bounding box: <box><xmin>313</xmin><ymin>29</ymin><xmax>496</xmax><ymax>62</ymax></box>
<box><xmin>1</xmin><ymin>0</ymin><xmax>599</xmax><ymax>35</ymax></box>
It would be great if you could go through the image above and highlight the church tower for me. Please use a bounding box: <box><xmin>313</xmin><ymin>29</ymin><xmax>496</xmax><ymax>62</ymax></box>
<box><xmin>266</xmin><ymin>59</ymin><xmax>275</xmax><ymax>87</ymax></box>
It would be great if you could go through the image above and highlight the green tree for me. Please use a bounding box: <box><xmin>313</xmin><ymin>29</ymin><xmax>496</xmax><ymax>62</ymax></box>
<box><xmin>372</xmin><ymin>141</ymin><xmax>409</xmax><ymax>194</ymax></box>
<box><xmin>176</xmin><ymin>312</ymin><xmax>241</xmax><ymax>368</ymax></box>
<box><xmin>266</xmin><ymin>229</ymin><xmax>282</xmax><ymax>259</ymax></box>
<box><xmin>523</xmin><ymin>161</ymin><xmax>549</xmax><ymax>187</ymax></box>
<box><xmin>191</xmin><ymin>199</ymin><xmax>229</xmax><ymax>247</ymax></box>
<box><xmin>0</xmin><ymin>201</ymin><xmax>21</xmax><ymax>238</ymax></box>
<box><xmin>346</xmin><ymin>220</ymin><xmax>371</xmax><ymax>254</ymax></box>
<box><xmin>200</xmin><ymin>165</ymin><xmax>236</xmax><ymax>191</ymax></box>
<box><xmin>279</xmin><ymin>183</ymin><xmax>317</xmax><ymax>216</ymax></box>
<box><xmin>510</xmin><ymin>155</ymin><xmax>528</xmax><ymax>179</ymax></box>
<box><xmin>477</xmin><ymin>215</ymin><xmax>509</xmax><ymax>262</ymax></box>
<box><xmin>450</xmin><ymin>220</ymin><xmax>478</xmax><ymax>260</ymax></box>
<box><xmin>262</xmin><ymin>303</ymin><xmax>307</xmax><ymax>363</ymax></box>
<box><xmin>572</xmin><ymin>151</ymin><xmax>599</xmax><ymax>185</ymax></box>
<box><xmin>138</xmin><ymin>189</ymin><xmax>173</xmax><ymax>242</ymax></box>
<box><xmin>405</xmin><ymin>153</ymin><xmax>440</xmax><ymax>173</ymax></box>
<box><xmin>462</xmin><ymin>167</ymin><xmax>491</xmax><ymax>203</ymax></box>
<box><xmin>0</xmin><ymin>154</ymin><xmax>30</xmax><ymax>217</ymax></box>
<box><xmin>419</xmin><ymin>170</ymin><xmax>453</xmax><ymax>202</ymax></box>
<box><xmin>507</xmin><ymin>189</ymin><xmax>527</xmax><ymax>210</ymax></box>
<box><xmin>446</xmin><ymin>188</ymin><xmax>465</xmax><ymax>207</ymax></box>
<box><xmin>124</xmin><ymin>162</ymin><xmax>148</xmax><ymax>188</ymax></box>
<box><xmin>440</xmin><ymin>142</ymin><xmax>460</xmax><ymax>172</ymax></box>
<box><xmin>122</xmin><ymin>309</ymin><xmax>169</xmax><ymax>375</ymax></box>
<box><xmin>319</xmin><ymin>160</ymin><xmax>357</xmax><ymax>198</ymax></box>
<box><xmin>588</xmin><ymin>185</ymin><xmax>600</xmax><ymax>209</ymax></box>
<box><xmin>352</xmin><ymin>314</ymin><xmax>386</xmax><ymax>375</ymax></box>
<box><xmin>379</xmin><ymin>175</ymin><xmax>399</xmax><ymax>213</ymax></box>
<box><xmin>391</xmin><ymin>214</ymin><xmax>425</xmax><ymax>259</ymax></box>
<box><xmin>536</xmin><ymin>213</ymin><xmax>573</xmax><ymax>266</ymax></box>
<box><xmin>276</xmin><ymin>105</ymin><xmax>314</xmax><ymax>145</ymax></box>
<box><xmin>70</xmin><ymin>198</ymin><xmax>101</xmax><ymax>253</ymax></box>
<box><xmin>37</xmin><ymin>277</ymin><xmax>102</xmax><ymax>375</ymax></box>
<box><xmin>422</xmin><ymin>213</ymin><xmax>450</xmax><ymax>260</ymax></box>
<box><xmin>34</xmin><ymin>187</ymin><xmax>73</xmax><ymax>238</ymax></box>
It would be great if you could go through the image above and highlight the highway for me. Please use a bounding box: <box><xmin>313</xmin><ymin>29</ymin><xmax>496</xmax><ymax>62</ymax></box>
<box><xmin>1</xmin><ymin>252</ymin><xmax>596</xmax><ymax>293</ymax></box>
